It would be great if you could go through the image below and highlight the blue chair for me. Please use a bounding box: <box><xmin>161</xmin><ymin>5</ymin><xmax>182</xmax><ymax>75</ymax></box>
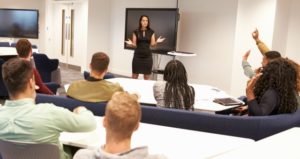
<box><xmin>0</xmin><ymin>42</ymin><xmax>10</xmax><ymax>47</ymax></box>
<box><xmin>10</xmin><ymin>42</ymin><xmax>16</xmax><ymax>47</ymax></box>
<box><xmin>83</xmin><ymin>71</ymin><xmax>115</xmax><ymax>80</ymax></box>
<box><xmin>32</xmin><ymin>53</ymin><xmax>60</xmax><ymax>83</ymax></box>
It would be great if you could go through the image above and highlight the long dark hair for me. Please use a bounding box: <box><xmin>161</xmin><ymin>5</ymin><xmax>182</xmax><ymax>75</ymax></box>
<box><xmin>138</xmin><ymin>15</ymin><xmax>150</xmax><ymax>30</ymax></box>
<box><xmin>163</xmin><ymin>60</ymin><xmax>195</xmax><ymax>110</ymax></box>
<box><xmin>254</xmin><ymin>58</ymin><xmax>298</xmax><ymax>114</ymax></box>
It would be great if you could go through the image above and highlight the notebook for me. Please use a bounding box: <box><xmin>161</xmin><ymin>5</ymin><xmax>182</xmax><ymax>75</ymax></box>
<box><xmin>213</xmin><ymin>97</ymin><xmax>244</xmax><ymax>106</ymax></box>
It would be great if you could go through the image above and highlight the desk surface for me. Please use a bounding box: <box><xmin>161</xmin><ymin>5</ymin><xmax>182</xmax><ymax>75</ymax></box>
<box><xmin>211</xmin><ymin>127</ymin><xmax>300</xmax><ymax>159</ymax></box>
<box><xmin>60</xmin><ymin>116</ymin><xmax>254</xmax><ymax>159</ymax></box>
<box><xmin>106</xmin><ymin>78</ymin><xmax>241</xmax><ymax>112</ymax></box>
<box><xmin>0</xmin><ymin>47</ymin><xmax>38</xmax><ymax>56</ymax></box>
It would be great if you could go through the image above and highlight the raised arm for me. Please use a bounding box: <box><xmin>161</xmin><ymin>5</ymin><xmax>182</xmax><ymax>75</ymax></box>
<box><xmin>252</xmin><ymin>28</ymin><xmax>270</xmax><ymax>54</ymax></box>
<box><xmin>242</xmin><ymin>50</ymin><xmax>256</xmax><ymax>78</ymax></box>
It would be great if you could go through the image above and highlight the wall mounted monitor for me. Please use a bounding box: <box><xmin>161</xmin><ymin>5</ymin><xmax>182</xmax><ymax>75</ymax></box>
<box><xmin>0</xmin><ymin>9</ymin><xmax>39</xmax><ymax>39</ymax></box>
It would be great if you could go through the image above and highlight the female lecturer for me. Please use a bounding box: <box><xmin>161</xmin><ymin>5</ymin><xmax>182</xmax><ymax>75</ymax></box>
<box><xmin>125</xmin><ymin>15</ymin><xmax>165</xmax><ymax>80</ymax></box>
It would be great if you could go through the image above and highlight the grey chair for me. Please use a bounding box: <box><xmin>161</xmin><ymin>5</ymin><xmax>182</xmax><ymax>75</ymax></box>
<box><xmin>0</xmin><ymin>139</ymin><xmax>60</xmax><ymax>159</ymax></box>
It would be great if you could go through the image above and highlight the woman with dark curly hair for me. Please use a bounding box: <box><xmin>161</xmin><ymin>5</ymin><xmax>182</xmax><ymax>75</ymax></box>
<box><xmin>153</xmin><ymin>60</ymin><xmax>195</xmax><ymax>110</ymax></box>
<box><xmin>246</xmin><ymin>58</ymin><xmax>298</xmax><ymax>116</ymax></box>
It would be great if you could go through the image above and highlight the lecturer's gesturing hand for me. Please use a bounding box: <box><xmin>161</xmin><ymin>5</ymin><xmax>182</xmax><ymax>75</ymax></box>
<box><xmin>156</xmin><ymin>36</ymin><xmax>165</xmax><ymax>43</ymax></box>
<box><xmin>125</xmin><ymin>38</ymin><xmax>133</xmax><ymax>45</ymax></box>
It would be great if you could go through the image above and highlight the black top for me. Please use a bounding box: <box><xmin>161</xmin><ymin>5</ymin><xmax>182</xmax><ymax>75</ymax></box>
<box><xmin>248</xmin><ymin>88</ymin><xmax>280</xmax><ymax>116</ymax></box>
<box><xmin>133</xmin><ymin>29</ymin><xmax>154</xmax><ymax>58</ymax></box>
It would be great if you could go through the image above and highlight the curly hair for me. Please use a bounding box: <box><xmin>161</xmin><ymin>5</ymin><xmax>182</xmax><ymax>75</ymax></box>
<box><xmin>254</xmin><ymin>58</ymin><xmax>298</xmax><ymax>114</ymax></box>
<box><xmin>163</xmin><ymin>60</ymin><xmax>195</xmax><ymax>110</ymax></box>
<box><xmin>285</xmin><ymin>58</ymin><xmax>300</xmax><ymax>93</ymax></box>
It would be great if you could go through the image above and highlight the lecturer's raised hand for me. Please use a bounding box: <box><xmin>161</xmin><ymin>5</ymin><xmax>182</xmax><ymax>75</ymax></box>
<box><xmin>156</xmin><ymin>36</ymin><xmax>165</xmax><ymax>43</ymax></box>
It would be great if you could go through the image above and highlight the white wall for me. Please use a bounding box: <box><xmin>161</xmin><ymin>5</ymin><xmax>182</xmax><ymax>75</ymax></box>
<box><xmin>272</xmin><ymin>0</ymin><xmax>291</xmax><ymax>55</ymax></box>
<box><xmin>285</xmin><ymin>0</ymin><xmax>300</xmax><ymax>62</ymax></box>
<box><xmin>108</xmin><ymin>0</ymin><xmax>177</xmax><ymax>76</ymax></box>
<box><xmin>85</xmin><ymin>0</ymin><xmax>111</xmax><ymax>71</ymax></box>
<box><xmin>0</xmin><ymin>0</ymin><xmax>46</xmax><ymax>52</ymax></box>
<box><xmin>230</xmin><ymin>0</ymin><xmax>277</xmax><ymax>96</ymax></box>
<box><xmin>177</xmin><ymin>0</ymin><xmax>238</xmax><ymax>93</ymax></box>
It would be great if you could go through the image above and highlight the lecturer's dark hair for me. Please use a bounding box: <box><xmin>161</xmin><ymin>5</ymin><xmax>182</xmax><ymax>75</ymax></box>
<box><xmin>163</xmin><ymin>60</ymin><xmax>195</xmax><ymax>110</ymax></box>
<box><xmin>254</xmin><ymin>58</ymin><xmax>298</xmax><ymax>114</ymax></box>
<box><xmin>139</xmin><ymin>15</ymin><xmax>150</xmax><ymax>30</ymax></box>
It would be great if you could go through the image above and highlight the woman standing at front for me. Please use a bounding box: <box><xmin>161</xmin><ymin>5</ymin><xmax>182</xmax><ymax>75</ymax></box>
<box><xmin>126</xmin><ymin>15</ymin><xmax>165</xmax><ymax>80</ymax></box>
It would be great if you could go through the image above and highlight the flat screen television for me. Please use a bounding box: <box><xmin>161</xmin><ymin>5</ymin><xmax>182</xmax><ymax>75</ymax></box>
<box><xmin>0</xmin><ymin>9</ymin><xmax>39</xmax><ymax>39</ymax></box>
<box><xmin>125</xmin><ymin>8</ymin><xmax>179</xmax><ymax>54</ymax></box>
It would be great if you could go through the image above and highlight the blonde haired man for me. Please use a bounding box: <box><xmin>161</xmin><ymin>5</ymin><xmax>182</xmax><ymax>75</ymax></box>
<box><xmin>73</xmin><ymin>92</ymin><xmax>167</xmax><ymax>159</ymax></box>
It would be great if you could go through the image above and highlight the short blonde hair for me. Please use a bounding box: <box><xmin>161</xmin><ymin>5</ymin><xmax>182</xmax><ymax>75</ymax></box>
<box><xmin>105</xmin><ymin>92</ymin><xmax>140</xmax><ymax>139</ymax></box>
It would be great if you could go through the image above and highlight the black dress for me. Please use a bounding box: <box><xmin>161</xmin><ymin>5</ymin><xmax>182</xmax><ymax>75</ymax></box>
<box><xmin>132</xmin><ymin>29</ymin><xmax>154</xmax><ymax>74</ymax></box>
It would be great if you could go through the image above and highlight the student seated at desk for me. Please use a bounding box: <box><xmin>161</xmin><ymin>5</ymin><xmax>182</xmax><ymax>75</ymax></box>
<box><xmin>0</xmin><ymin>58</ymin><xmax>96</xmax><ymax>159</ymax></box>
<box><xmin>73</xmin><ymin>92</ymin><xmax>167</xmax><ymax>159</ymax></box>
<box><xmin>153</xmin><ymin>60</ymin><xmax>195</xmax><ymax>110</ymax></box>
<box><xmin>16</xmin><ymin>39</ymin><xmax>54</xmax><ymax>95</ymax></box>
<box><xmin>67</xmin><ymin>52</ymin><xmax>123</xmax><ymax>102</ymax></box>
<box><xmin>246</xmin><ymin>58</ymin><xmax>298</xmax><ymax>116</ymax></box>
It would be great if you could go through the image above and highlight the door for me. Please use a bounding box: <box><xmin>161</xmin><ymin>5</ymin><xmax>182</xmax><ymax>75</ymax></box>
<box><xmin>51</xmin><ymin>1</ymin><xmax>87</xmax><ymax>67</ymax></box>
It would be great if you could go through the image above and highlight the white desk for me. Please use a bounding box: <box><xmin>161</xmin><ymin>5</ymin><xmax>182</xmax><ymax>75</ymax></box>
<box><xmin>60</xmin><ymin>116</ymin><xmax>254</xmax><ymax>159</ymax></box>
<box><xmin>0</xmin><ymin>47</ymin><xmax>38</xmax><ymax>56</ymax></box>
<box><xmin>106</xmin><ymin>78</ymin><xmax>241</xmax><ymax>112</ymax></box>
<box><xmin>211</xmin><ymin>127</ymin><xmax>300</xmax><ymax>159</ymax></box>
<box><xmin>167</xmin><ymin>51</ymin><xmax>196</xmax><ymax>57</ymax></box>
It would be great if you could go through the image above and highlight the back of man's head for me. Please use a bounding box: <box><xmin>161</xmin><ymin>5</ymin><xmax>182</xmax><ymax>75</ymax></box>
<box><xmin>16</xmin><ymin>39</ymin><xmax>32</xmax><ymax>58</ymax></box>
<box><xmin>105</xmin><ymin>92</ymin><xmax>140</xmax><ymax>140</ymax></box>
<box><xmin>2</xmin><ymin>58</ymin><xmax>33</xmax><ymax>97</ymax></box>
<box><xmin>90</xmin><ymin>52</ymin><xmax>109</xmax><ymax>73</ymax></box>
<box><xmin>265</xmin><ymin>51</ymin><xmax>281</xmax><ymax>60</ymax></box>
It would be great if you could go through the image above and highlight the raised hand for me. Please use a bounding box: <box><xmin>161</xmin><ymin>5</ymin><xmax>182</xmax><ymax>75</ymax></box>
<box><xmin>243</xmin><ymin>50</ymin><xmax>251</xmax><ymax>61</ymax></box>
<box><xmin>252</xmin><ymin>28</ymin><xmax>259</xmax><ymax>41</ymax></box>
<box><xmin>156</xmin><ymin>36</ymin><xmax>165</xmax><ymax>43</ymax></box>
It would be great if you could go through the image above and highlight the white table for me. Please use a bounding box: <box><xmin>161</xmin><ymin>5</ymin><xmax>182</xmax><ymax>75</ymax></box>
<box><xmin>0</xmin><ymin>47</ymin><xmax>38</xmax><ymax>56</ymax></box>
<box><xmin>211</xmin><ymin>127</ymin><xmax>300</xmax><ymax>159</ymax></box>
<box><xmin>60</xmin><ymin>116</ymin><xmax>254</xmax><ymax>159</ymax></box>
<box><xmin>167</xmin><ymin>51</ymin><xmax>196</xmax><ymax>57</ymax></box>
<box><xmin>106</xmin><ymin>78</ymin><xmax>242</xmax><ymax>112</ymax></box>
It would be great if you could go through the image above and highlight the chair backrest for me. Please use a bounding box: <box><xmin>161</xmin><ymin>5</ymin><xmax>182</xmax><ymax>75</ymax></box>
<box><xmin>10</xmin><ymin>42</ymin><xmax>16</xmax><ymax>47</ymax></box>
<box><xmin>32</xmin><ymin>53</ymin><xmax>59</xmax><ymax>82</ymax></box>
<box><xmin>0</xmin><ymin>42</ymin><xmax>10</xmax><ymax>47</ymax></box>
<box><xmin>0</xmin><ymin>139</ymin><xmax>60</xmax><ymax>159</ymax></box>
<box><xmin>83</xmin><ymin>71</ymin><xmax>115</xmax><ymax>80</ymax></box>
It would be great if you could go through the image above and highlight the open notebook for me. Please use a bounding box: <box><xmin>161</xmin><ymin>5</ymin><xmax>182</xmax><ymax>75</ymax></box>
<box><xmin>213</xmin><ymin>97</ymin><xmax>244</xmax><ymax>106</ymax></box>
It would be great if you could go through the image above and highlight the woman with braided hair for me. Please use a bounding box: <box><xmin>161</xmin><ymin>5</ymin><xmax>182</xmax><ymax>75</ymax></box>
<box><xmin>153</xmin><ymin>60</ymin><xmax>195</xmax><ymax>110</ymax></box>
<box><xmin>246</xmin><ymin>58</ymin><xmax>298</xmax><ymax>116</ymax></box>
